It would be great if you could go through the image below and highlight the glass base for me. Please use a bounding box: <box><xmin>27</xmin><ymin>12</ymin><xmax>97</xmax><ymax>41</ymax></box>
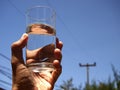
<box><xmin>26</xmin><ymin>62</ymin><xmax>54</xmax><ymax>73</ymax></box>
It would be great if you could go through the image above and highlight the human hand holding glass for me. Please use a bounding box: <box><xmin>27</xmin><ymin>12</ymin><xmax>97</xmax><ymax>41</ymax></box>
<box><xmin>11</xmin><ymin>33</ymin><xmax>63</xmax><ymax>90</ymax></box>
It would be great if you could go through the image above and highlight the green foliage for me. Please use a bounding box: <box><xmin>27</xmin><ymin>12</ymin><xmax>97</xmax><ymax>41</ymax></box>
<box><xmin>83</xmin><ymin>78</ymin><xmax>116</xmax><ymax>90</ymax></box>
<box><xmin>112</xmin><ymin>65</ymin><xmax>120</xmax><ymax>90</ymax></box>
<box><xmin>57</xmin><ymin>78</ymin><xmax>81</xmax><ymax>90</ymax></box>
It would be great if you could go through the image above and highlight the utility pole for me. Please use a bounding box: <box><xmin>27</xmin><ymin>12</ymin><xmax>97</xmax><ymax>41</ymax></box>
<box><xmin>79</xmin><ymin>62</ymin><xmax>96</xmax><ymax>89</ymax></box>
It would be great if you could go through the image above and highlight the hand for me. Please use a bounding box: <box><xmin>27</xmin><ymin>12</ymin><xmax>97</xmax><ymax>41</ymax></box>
<box><xmin>11</xmin><ymin>33</ymin><xmax>63</xmax><ymax>90</ymax></box>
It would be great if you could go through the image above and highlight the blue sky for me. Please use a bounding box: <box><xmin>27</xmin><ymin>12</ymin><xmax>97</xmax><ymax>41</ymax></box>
<box><xmin>0</xmin><ymin>0</ymin><xmax>120</xmax><ymax>89</ymax></box>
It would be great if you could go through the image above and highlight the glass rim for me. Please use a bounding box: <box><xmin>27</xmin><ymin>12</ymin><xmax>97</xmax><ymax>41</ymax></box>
<box><xmin>26</xmin><ymin>6</ymin><xmax>56</xmax><ymax>20</ymax></box>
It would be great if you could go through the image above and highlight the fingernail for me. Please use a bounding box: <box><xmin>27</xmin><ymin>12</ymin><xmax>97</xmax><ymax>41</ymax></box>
<box><xmin>21</xmin><ymin>33</ymin><xmax>28</xmax><ymax>40</ymax></box>
<box><xmin>55</xmin><ymin>48</ymin><xmax>60</xmax><ymax>52</ymax></box>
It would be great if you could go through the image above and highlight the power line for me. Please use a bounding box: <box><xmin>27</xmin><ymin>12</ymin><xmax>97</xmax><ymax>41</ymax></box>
<box><xmin>45</xmin><ymin>0</ymin><xmax>82</xmax><ymax>49</ymax></box>
<box><xmin>46</xmin><ymin>0</ymin><xmax>70</xmax><ymax>32</ymax></box>
<box><xmin>6</xmin><ymin>0</ymin><xmax>84</xmax><ymax>56</ymax></box>
<box><xmin>0</xmin><ymin>69</ymin><xmax>12</xmax><ymax>80</ymax></box>
<box><xmin>0</xmin><ymin>53</ymin><xmax>10</xmax><ymax>62</ymax></box>
<box><xmin>0</xmin><ymin>80</ymin><xmax>11</xmax><ymax>86</ymax></box>
<box><xmin>6</xmin><ymin>0</ymin><xmax>25</xmax><ymax>17</ymax></box>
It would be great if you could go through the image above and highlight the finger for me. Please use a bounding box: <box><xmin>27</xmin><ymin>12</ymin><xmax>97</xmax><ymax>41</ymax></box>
<box><xmin>56</xmin><ymin>38</ymin><xmax>63</xmax><ymax>50</ymax></box>
<box><xmin>52</xmin><ymin>60</ymin><xmax>62</xmax><ymax>84</ymax></box>
<box><xmin>54</xmin><ymin>48</ymin><xmax>62</xmax><ymax>63</ymax></box>
<box><xmin>11</xmin><ymin>33</ymin><xmax>28</xmax><ymax>66</ymax></box>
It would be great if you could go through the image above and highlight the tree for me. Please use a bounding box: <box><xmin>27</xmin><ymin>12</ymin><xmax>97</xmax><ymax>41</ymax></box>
<box><xmin>57</xmin><ymin>78</ymin><xmax>82</xmax><ymax>90</ymax></box>
<box><xmin>112</xmin><ymin>65</ymin><xmax>120</xmax><ymax>90</ymax></box>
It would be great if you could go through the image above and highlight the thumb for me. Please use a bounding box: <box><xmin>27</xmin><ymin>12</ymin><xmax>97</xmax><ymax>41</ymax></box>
<box><xmin>11</xmin><ymin>33</ymin><xmax>28</xmax><ymax>66</ymax></box>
